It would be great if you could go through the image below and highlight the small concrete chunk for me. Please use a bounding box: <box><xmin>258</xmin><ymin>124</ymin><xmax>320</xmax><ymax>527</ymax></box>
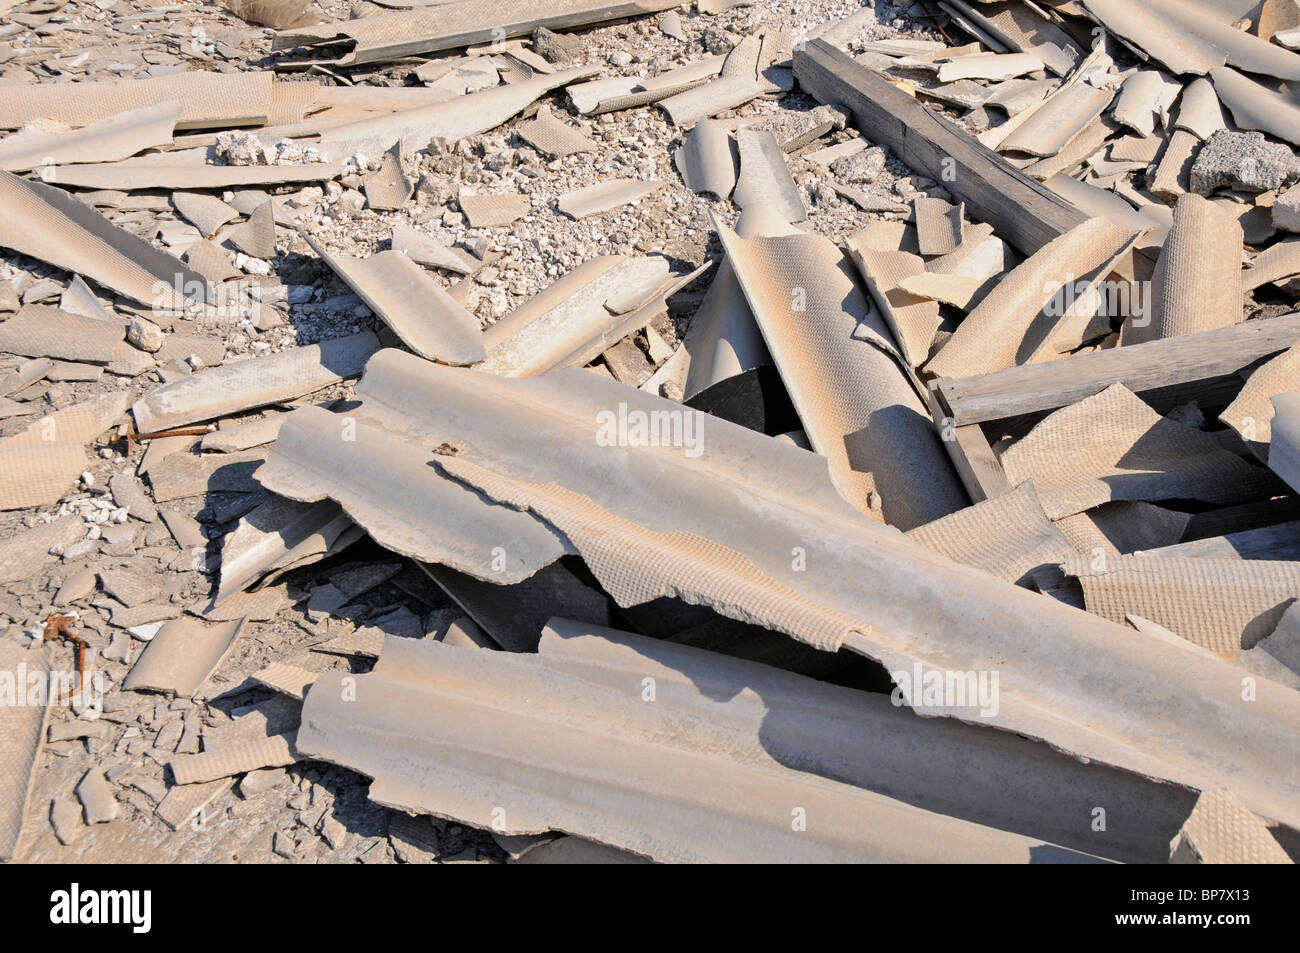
<box><xmin>1190</xmin><ymin>130</ymin><xmax>1300</xmax><ymax>195</ymax></box>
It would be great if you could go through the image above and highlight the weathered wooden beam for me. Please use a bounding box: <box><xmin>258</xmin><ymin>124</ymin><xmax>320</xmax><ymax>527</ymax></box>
<box><xmin>927</xmin><ymin>385</ymin><xmax>1009</xmax><ymax>503</ymax></box>
<box><xmin>932</xmin><ymin>312</ymin><xmax>1300</xmax><ymax>426</ymax></box>
<box><xmin>792</xmin><ymin>38</ymin><xmax>1089</xmax><ymax>256</ymax></box>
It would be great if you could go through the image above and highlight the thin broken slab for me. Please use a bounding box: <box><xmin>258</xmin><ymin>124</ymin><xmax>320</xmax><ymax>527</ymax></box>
<box><xmin>1000</xmin><ymin>383</ymin><xmax>1279</xmax><ymax>520</ymax></box>
<box><xmin>0</xmin><ymin>172</ymin><xmax>206</xmax><ymax>308</ymax></box>
<box><xmin>673</xmin><ymin>119</ymin><xmax>737</xmax><ymax>199</ymax></box>
<box><xmin>0</xmin><ymin>641</ymin><xmax>50</xmax><ymax>860</ymax></box>
<box><xmin>0</xmin><ymin>102</ymin><xmax>179</xmax><ymax>173</ymax></box>
<box><xmin>458</xmin><ymin>191</ymin><xmax>530</xmax><ymax>227</ymax></box>
<box><xmin>557</xmin><ymin>179</ymin><xmax>662</xmax><ymax>219</ymax></box>
<box><xmin>123</xmin><ymin>617</ymin><xmax>245</xmax><ymax>697</ymax></box>
<box><xmin>316</xmin><ymin>66</ymin><xmax>597</xmax><ymax>156</ymax></box>
<box><xmin>1220</xmin><ymin>345</ymin><xmax>1300</xmax><ymax>461</ymax></box>
<box><xmin>732</xmin><ymin>129</ymin><xmax>805</xmax><ymax>224</ymax></box>
<box><xmin>0</xmin><ymin>391</ymin><xmax>130</xmax><ymax>510</ymax></box>
<box><xmin>516</xmin><ymin>104</ymin><xmax>597</xmax><ymax>157</ymax></box>
<box><xmin>305</xmin><ymin>238</ymin><xmax>483</xmax><ymax>365</ymax></box>
<box><xmin>132</xmin><ymin>332</ymin><xmax>379</xmax><ymax>432</ymax></box>
<box><xmin>390</xmin><ymin>223</ymin><xmax>478</xmax><ymax>274</ymax></box>
<box><xmin>479</xmin><ymin>256</ymin><xmax>668</xmax><ymax>377</ymax></box>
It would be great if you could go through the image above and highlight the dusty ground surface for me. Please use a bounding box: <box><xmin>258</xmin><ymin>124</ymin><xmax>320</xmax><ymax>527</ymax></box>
<box><xmin>1</xmin><ymin>0</ymin><xmax>943</xmax><ymax>864</ymax></box>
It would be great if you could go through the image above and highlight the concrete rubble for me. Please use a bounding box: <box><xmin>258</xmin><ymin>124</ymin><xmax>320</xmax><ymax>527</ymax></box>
<box><xmin>0</xmin><ymin>0</ymin><xmax>1296</xmax><ymax>869</ymax></box>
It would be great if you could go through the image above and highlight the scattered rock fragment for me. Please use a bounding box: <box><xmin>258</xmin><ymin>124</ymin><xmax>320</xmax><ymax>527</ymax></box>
<box><xmin>1190</xmin><ymin>130</ymin><xmax>1300</xmax><ymax>195</ymax></box>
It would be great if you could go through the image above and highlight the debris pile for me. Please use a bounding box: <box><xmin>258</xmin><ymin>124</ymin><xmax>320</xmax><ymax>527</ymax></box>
<box><xmin>0</xmin><ymin>0</ymin><xmax>1297</xmax><ymax>864</ymax></box>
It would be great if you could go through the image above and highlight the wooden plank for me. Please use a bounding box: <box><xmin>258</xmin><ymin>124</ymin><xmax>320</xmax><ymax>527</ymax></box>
<box><xmin>933</xmin><ymin>312</ymin><xmax>1300</xmax><ymax>426</ymax></box>
<box><xmin>792</xmin><ymin>39</ymin><xmax>1088</xmax><ymax>256</ymax></box>
<box><xmin>927</xmin><ymin>385</ymin><xmax>1009</xmax><ymax>503</ymax></box>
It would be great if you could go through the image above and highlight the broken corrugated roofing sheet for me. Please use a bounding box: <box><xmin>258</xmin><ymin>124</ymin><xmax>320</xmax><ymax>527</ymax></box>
<box><xmin>217</xmin><ymin>496</ymin><xmax>359</xmax><ymax>601</ymax></box>
<box><xmin>0</xmin><ymin>71</ymin><xmax>281</xmax><ymax>131</ymax></box>
<box><xmin>42</xmin><ymin>160</ymin><xmax>347</xmax><ymax>192</ymax></box>
<box><xmin>1210</xmin><ymin>66</ymin><xmax>1300</xmax><ymax>149</ymax></box>
<box><xmin>1122</xmin><ymin>194</ymin><xmax>1243</xmax><ymax>345</ymax></box>
<box><xmin>848</xmin><ymin>245</ymin><xmax>943</xmax><ymax>366</ymax></box>
<box><xmin>905</xmin><ymin>480</ymin><xmax>1073</xmax><ymax>587</ymax></box>
<box><xmin>256</xmin><ymin>350</ymin><xmax>1300</xmax><ymax>828</ymax></box>
<box><xmin>272</xmin><ymin>0</ymin><xmax>680</xmax><ymax>66</ymax></box>
<box><xmin>304</xmin><ymin>237</ymin><xmax>484</xmax><ymax>365</ymax></box>
<box><xmin>1080</xmin><ymin>0</ymin><xmax>1227</xmax><ymax>76</ymax></box>
<box><xmin>556</xmin><ymin>178</ymin><xmax>663</xmax><ymax>219</ymax></box>
<box><xmin>1220</xmin><ymin>345</ymin><xmax>1300</xmax><ymax>461</ymax></box>
<box><xmin>255</xmin><ymin>403</ymin><xmax>572</xmax><ymax>581</ymax></box>
<box><xmin>913</xmin><ymin>197</ymin><xmax>964</xmax><ymax>256</ymax></box>
<box><xmin>732</xmin><ymin>129</ymin><xmax>806</xmax><ymax>223</ymax></box>
<box><xmin>1063</xmin><ymin>554</ymin><xmax>1300</xmax><ymax>656</ymax></box>
<box><xmin>1000</xmin><ymin>84</ymin><xmax>1114</xmax><ymax>157</ymax></box>
<box><xmin>478</xmin><ymin>256</ymin><xmax>669</xmax><ymax>376</ymax></box>
<box><xmin>718</xmin><ymin>212</ymin><xmax>967</xmax><ymax>527</ymax></box>
<box><xmin>315</xmin><ymin>66</ymin><xmax>597</xmax><ymax>156</ymax></box>
<box><xmin>0</xmin><ymin>172</ymin><xmax>208</xmax><ymax>308</ymax></box>
<box><xmin>673</xmin><ymin>119</ymin><xmax>738</xmax><ymax>199</ymax></box>
<box><xmin>1170</xmin><ymin>789</ymin><xmax>1294</xmax><ymax>864</ymax></box>
<box><xmin>1270</xmin><ymin>392</ymin><xmax>1300</xmax><ymax>492</ymax></box>
<box><xmin>122</xmin><ymin>617</ymin><xmax>245</xmax><ymax>697</ymax></box>
<box><xmin>0</xmin><ymin>641</ymin><xmax>50</xmax><ymax>861</ymax></box>
<box><xmin>1055</xmin><ymin>502</ymin><xmax>1190</xmax><ymax>561</ymax></box>
<box><xmin>0</xmin><ymin>391</ymin><xmax>131</xmax><ymax>510</ymax></box>
<box><xmin>1000</xmin><ymin>383</ymin><xmax>1280</xmax><ymax>520</ymax></box>
<box><xmin>0</xmin><ymin>102</ymin><xmax>180</xmax><ymax>173</ymax></box>
<box><xmin>295</xmin><ymin>632</ymin><xmax>1073</xmax><ymax>862</ymax></box>
<box><xmin>926</xmin><ymin>217</ymin><xmax>1135</xmax><ymax>378</ymax></box>
<box><xmin>658</xmin><ymin>75</ymin><xmax>767</xmax><ymax>126</ymax></box>
<box><xmin>131</xmin><ymin>332</ymin><xmax>379</xmax><ymax>432</ymax></box>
